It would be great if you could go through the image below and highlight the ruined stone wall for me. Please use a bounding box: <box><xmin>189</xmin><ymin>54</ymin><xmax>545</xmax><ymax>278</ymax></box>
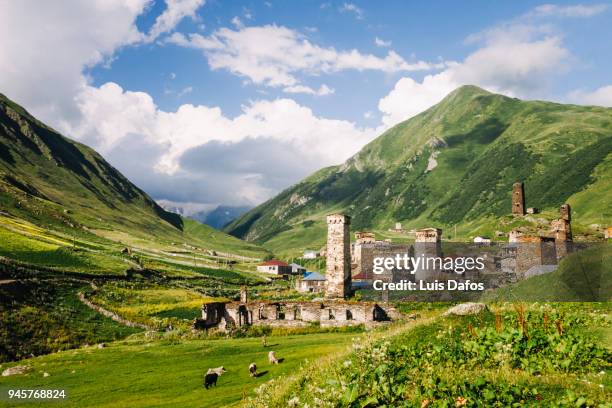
<box><xmin>204</xmin><ymin>300</ymin><xmax>401</xmax><ymax>331</ymax></box>
<box><xmin>515</xmin><ymin>236</ymin><xmax>558</xmax><ymax>279</ymax></box>
<box><xmin>358</xmin><ymin>243</ymin><xmax>413</xmax><ymax>282</ymax></box>
<box><xmin>326</xmin><ymin>214</ymin><xmax>351</xmax><ymax>299</ymax></box>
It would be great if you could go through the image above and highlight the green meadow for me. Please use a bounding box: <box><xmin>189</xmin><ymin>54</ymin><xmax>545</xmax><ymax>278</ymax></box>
<box><xmin>0</xmin><ymin>332</ymin><xmax>357</xmax><ymax>408</ymax></box>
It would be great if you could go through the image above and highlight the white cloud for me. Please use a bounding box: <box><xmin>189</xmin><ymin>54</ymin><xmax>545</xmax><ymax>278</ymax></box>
<box><xmin>374</xmin><ymin>37</ymin><xmax>391</xmax><ymax>47</ymax></box>
<box><xmin>60</xmin><ymin>82</ymin><xmax>377</xmax><ymax>204</ymax></box>
<box><xmin>145</xmin><ymin>0</ymin><xmax>205</xmax><ymax>42</ymax></box>
<box><xmin>231</xmin><ymin>16</ymin><xmax>243</xmax><ymax>28</ymax></box>
<box><xmin>283</xmin><ymin>84</ymin><xmax>335</xmax><ymax>96</ymax></box>
<box><xmin>167</xmin><ymin>25</ymin><xmax>445</xmax><ymax>88</ymax></box>
<box><xmin>0</xmin><ymin>0</ymin><xmax>148</xmax><ymax>124</ymax></box>
<box><xmin>177</xmin><ymin>86</ymin><xmax>194</xmax><ymax>97</ymax></box>
<box><xmin>569</xmin><ymin>85</ymin><xmax>612</xmax><ymax>106</ymax></box>
<box><xmin>378</xmin><ymin>24</ymin><xmax>571</xmax><ymax>126</ymax></box>
<box><xmin>528</xmin><ymin>3</ymin><xmax>608</xmax><ymax>18</ymax></box>
<box><xmin>339</xmin><ymin>3</ymin><xmax>364</xmax><ymax>19</ymax></box>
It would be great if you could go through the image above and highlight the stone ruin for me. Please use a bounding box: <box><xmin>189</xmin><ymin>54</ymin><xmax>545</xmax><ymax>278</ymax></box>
<box><xmin>195</xmin><ymin>286</ymin><xmax>401</xmax><ymax>331</ymax></box>
<box><xmin>352</xmin><ymin>227</ymin><xmax>445</xmax><ymax>283</ymax></box>
<box><xmin>194</xmin><ymin>214</ymin><xmax>403</xmax><ymax>332</ymax></box>
<box><xmin>513</xmin><ymin>197</ymin><xmax>574</xmax><ymax>276</ymax></box>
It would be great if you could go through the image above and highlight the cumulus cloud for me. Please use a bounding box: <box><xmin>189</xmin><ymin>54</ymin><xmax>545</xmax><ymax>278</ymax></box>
<box><xmin>166</xmin><ymin>25</ymin><xmax>445</xmax><ymax>88</ymax></box>
<box><xmin>145</xmin><ymin>0</ymin><xmax>205</xmax><ymax>42</ymax></box>
<box><xmin>0</xmin><ymin>0</ymin><xmax>148</xmax><ymax>124</ymax></box>
<box><xmin>378</xmin><ymin>22</ymin><xmax>571</xmax><ymax>126</ymax></box>
<box><xmin>62</xmin><ymin>82</ymin><xmax>377</xmax><ymax>205</ymax></box>
<box><xmin>569</xmin><ymin>85</ymin><xmax>612</xmax><ymax>106</ymax></box>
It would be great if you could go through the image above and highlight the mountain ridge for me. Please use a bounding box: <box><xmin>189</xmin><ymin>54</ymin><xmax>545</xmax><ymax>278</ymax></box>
<box><xmin>225</xmin><ymin>85</ymin><xmax>612</xmax><ymax>253</ymax></box>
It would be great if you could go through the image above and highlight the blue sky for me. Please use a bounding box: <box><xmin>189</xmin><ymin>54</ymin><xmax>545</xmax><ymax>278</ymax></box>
<box><xmin>1</xmin><ymin>1</ymin><xmax>611</xmax><ymax>213</ymax></box>
<box><xmin>88</xmin><ymin>1</ymin><xmax>612</xmax><ymax>123</ymax></box>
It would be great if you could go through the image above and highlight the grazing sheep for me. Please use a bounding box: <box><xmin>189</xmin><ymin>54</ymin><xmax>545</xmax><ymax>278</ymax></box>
<box><xmin>268</xmin><ymin>351</ymin><xmax>279</xmax><ymax>364</ymax></box>
<box><xmin>204</xmin><ymin>372</ymin><xmax>218</xmax><ymax>389</ymax></box>
<box><xmin>249</xmin><ymin>362</ymin><xmax>257</xmax><ymax>377</ymax></box>
<box><xmin>206</xmin><ymin>366</ymin><xmax>226</xmax><ymax>376</ymax></box>
<box><xmin>204</xmin><ymin>366</ymin><xmax>226</xmax><ymax>389</ymax></box>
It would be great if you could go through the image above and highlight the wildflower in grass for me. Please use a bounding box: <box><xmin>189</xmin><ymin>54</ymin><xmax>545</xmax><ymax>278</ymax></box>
<box><xmin>455</xmin><ymin>396</ymin><xmax>467</xmax><ymax>407</ymax></box>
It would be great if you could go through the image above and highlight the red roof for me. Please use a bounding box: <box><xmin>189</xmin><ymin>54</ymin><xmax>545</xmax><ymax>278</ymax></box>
<box><xmin>258</xmin><ymin>260</ymin><xmax>289</xmax><ymax>267</ymax></box>
<box><xmin>352</xmin><ymin>272</ymin><xmax>372</xmax><ymax>280</ymax></box>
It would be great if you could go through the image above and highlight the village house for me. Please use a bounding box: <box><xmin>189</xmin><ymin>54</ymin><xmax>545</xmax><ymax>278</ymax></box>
<box><xmin>256</xmin><ymin>260</ymin><xmax>292</xmax><ymax>275</ymax></box>
<box><xmin>289</xmin><ymin>263</ymin><xmax>307</xmax><ymax>274</ymax></box>
<box><xmin>295</xmin><ymin>271</ymin><xmax>326</xmax><ymax>293</ymax></box>
<box><xmin>473</xmin><ymin>236</ymin><xmax>492</xmax><ymax>245</ymax></box>
<box><xmin>302</xmin><ymin>250</ymin><xmax>319</xmax><ymax>259</ymax></box>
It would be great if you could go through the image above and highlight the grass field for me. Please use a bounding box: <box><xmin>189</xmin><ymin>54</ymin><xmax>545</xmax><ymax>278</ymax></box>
<box><xmin>246</xmin><ymin>303</ymin><xmax>611</xmax><ymax>407</ymax></box>
<box><xmin>0</xmin><ymin>280</ymin><xmax>143</xmax><ymax>362</ymax></box>
<box><xmin>89</xmin><ymin>282</ymin><xmax>227</xmax><ymax>330</ymax></box>
<box><xmin>0</xmin><ymin>332</ymin><xmax>357</xmax><ymax>408</ymax></box>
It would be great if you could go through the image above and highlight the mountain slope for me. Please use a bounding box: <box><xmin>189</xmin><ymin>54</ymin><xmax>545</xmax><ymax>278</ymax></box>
<box><xmin>0</xmin><ymin>92</ymin><xmax>266</xmax><ymax>258</ymax></box>
<box><xmin>226</xmin><ymin>86</ymin><xmax>612</xmax><ymax>253</ymax></box>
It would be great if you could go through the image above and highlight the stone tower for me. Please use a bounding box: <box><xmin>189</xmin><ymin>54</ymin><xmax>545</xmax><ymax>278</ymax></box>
<box><xmin>240</xmin><ymin>285</ymin><xmax>248</xmax><ymax>303</ymax></box>
<box><xmin>325</xmin><ymin>214</ymin><xmax>351</xmax><ymax>299</ymax></box>
<box><xmin>414</xmin><ymin>228</ymin><xmax>443</xmax><ymax>282</ymax></box>
<box><xmin>512</xmin><ymin>182</ymin><xmax>525</xmax><ymax>216</ymax></box>
<box><xmin>560</xmin><ymin>204</ymin><xmax>571</xmax><ymax>222</ymax></box>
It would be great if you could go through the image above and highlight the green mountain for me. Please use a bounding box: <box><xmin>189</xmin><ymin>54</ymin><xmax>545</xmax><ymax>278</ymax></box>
<box><xmin>226</xmin><ymin>85</ymin><xmax>612</xmax><ymax>254</ymax></box>
<box><xmin>0</xmin><ymin>92</ymin><xmax>266</xmax><ymax>259</ymax></box>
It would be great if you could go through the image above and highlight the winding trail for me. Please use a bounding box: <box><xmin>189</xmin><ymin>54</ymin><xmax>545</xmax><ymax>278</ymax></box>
<box><xmin>77</xmin><ymin>283</ymin><xmax>154</xmax><ymax>330</ymax></box>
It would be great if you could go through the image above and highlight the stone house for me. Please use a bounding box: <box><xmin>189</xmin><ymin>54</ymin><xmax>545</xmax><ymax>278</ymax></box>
<box><xmin>296</xmin><ymin>271</ymin><xmax>326</xmax><ymax>293</ymax></box>
<box><xmin>256</xmin><ymin>260</ymin><xmax>292</xmax><ymax>275</ymax></box>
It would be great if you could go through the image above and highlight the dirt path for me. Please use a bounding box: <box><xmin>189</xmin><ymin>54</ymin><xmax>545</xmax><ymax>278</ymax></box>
<box><xmin>77</xmin><ymin>283</ymin><xmax>153</xmax><ymax>330</ymax></box>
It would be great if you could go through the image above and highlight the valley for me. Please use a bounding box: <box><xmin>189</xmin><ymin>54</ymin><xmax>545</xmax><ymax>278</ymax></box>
<box><xmin>0</xmin><ymin>87</ymin><xmax>610</xmax><ymax>407</ymax></box>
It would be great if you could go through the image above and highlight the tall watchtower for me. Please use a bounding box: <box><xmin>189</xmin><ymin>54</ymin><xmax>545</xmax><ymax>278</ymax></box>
<box><xmin>325</xmin><ymin>214</ymin><xmax>351</xmax><ymax>299</ymax></box>
<box><xmin>512</xmin><ymin>182</ymin><xmax>525</xmax><ymax>216</ymax></box>
<box><xmin>560</xmin><ymin>204</ymin><xmax>571</xmax><ymax>222</ymax></box>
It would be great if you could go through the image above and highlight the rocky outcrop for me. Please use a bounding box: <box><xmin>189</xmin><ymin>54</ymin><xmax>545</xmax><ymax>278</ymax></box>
<box><xmin>2</xmin><ymin>365</ymin><xmax>30</xmax><ymax>376</ymax></box>
<box><xmin>443</xmin><ymin>302</ymin><xmax>488</xmax><ymax>316</ymax></box>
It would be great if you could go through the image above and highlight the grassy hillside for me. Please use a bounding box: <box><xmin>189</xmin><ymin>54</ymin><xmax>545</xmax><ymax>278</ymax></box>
<box><xmin>482</xmin><ymin>244</ymin><xmax>612</xmax><ymax>302</ymax></box>
<box><xmin>246</xmin><ymin>303</ymin><xmax>611</xmax><ymax>407</ymax></box>
<box><xmin>0</xmin><ymin>280</ymin><xmax>143</xmax><ymax>362</ymax></box>
<box><xmin>0</xmin><ymin>332</ymin><xmax>357</xmax><ymax>408</ymax></box>
<box><xmin>0</xmin><ymin>92</ymin><xmax>268</xmax><ymax>260</ymax></box>
<box><xmin>226</xmin><ymin>86</ymin><xmax>612</xmax><ymax>254</ymax></box>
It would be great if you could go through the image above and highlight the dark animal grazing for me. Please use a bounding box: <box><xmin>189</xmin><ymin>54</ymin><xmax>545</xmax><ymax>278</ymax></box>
<box><xmin>249</xmin><ymin>362</ymin><xmax>257</xmax><ymax>377</ymax></box>
<box><xmin>204</xmin><ymin>372</ymin><xmax>218</xmax><ymax>389</ymax></box>
<box><xmin>204</xmin><ymin>366</ymin><xmax>226</xmax><ymax>389</ymax></box>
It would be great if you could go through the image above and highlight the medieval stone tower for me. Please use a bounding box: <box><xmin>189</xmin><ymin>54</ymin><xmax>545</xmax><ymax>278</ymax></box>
<box><xmin>512</xmin><ymin>182</ymin><xmax>525</xmax><ymax>216</ymax></box>
<box><xmin>560</xmin><ymin>204</ymin><xmax>571</xmax><ymax>222</ymax></box>
<box><xmin>325</xmin><ymin>214</ymin><xmax>351</xmax><ymax>299</ymax></box>
<box><xmin>414</xmin><ymin>228</ymin><xmax>443</xmax><ymax>281</ymax></box>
